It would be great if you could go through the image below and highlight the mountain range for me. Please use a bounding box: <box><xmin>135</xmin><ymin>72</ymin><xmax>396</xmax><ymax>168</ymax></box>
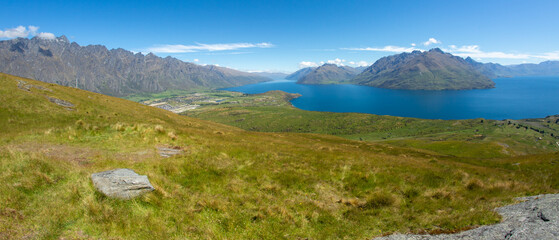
<box><xmin>297</xmin><ymin>64</ymin><xmax>360</xmax><ymax>84</ymax></box>
<box><xmin>0</xmin><ymin>36</ymin><xmax>270</xmax><ymax>97</ymax></box>
<box><xmin>288</xmin><ymin>49</ymin><xmax>559</xmax><ymax>90</ymax></box>
<box><xmin>285</xmin><ymin>67</ymin><xmax>316</xmax><ymax>80</ymax></box>
<box><xmin>252</xmin><ymin>71</ymin><xmax>289</xmax><ymax>80</ymax></box>
<box><xmin>2</xmin><ymin>35</ymin><xmax>558</xmax><ymax>94</ymax></box>
<box><xmin>466</xmin><ymin>57</ymin><xmax>559</xmax><ymax>78</ymax></box>
<box><xmin>352</xmin><ymin>48</ymin><xmax>495</xmax><ymax>90</ymax></box>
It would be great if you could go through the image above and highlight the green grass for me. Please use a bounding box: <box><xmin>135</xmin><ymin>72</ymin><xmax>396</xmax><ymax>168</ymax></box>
<box><xmin>184</xmin><ymin>90</ymin><xmax>559</xmax><ymax>157</ymax></box>
<box><xmin>1</xmin><ymin>73</ymin><xmax>558</xmax><ymax>239</ymax></box>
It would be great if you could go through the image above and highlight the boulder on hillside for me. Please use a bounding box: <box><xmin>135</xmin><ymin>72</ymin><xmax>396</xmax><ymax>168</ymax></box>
<box><xmin>91</xmin><ymin>169</ymin><xmax>154</xmax><ymax>199</ymax></box>
<box><xmin>376</xmin><ymin>194</ymin><xmax>559</xmax><ymax>239</ymax></box>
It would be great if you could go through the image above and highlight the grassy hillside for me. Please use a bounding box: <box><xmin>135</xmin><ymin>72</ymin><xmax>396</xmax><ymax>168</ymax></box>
<box><xmin>1</xmin><ymin>73</ymin><xmax>558</xmax><ymax>239</ymax></box>
<box><xmin>184</xmin><ymin>91</ymin><xmax>559</xmax><ymax>157</ymax></box>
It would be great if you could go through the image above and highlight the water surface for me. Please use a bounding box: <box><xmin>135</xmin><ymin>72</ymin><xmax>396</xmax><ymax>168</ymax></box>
<box><xmin>224</xmin><ymin>76</ymin><xmax>559</xmax><ymax>120</ymax></box>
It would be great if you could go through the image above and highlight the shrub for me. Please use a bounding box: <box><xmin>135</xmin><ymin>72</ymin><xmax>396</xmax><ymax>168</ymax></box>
<box><xmin>167</xmin><ymin>132</ymin><xmax>177</xmax><ymax>140</ymax></box>
<box><xmin>361</xmin><ymin>192</ymin><xmax>395</xmax><ymax>209</ymax></box>
<box><xmin>111</xmin><ymin>122</ymin><xmax>126</xmax><ymax>131</ymax></box>
<box><xmin>403</xmin><ymin>187</ymin><xmax>420</xmax><ymax>199</ymax></box>
<box><xmin>154</xmin><ymin>125</ymin><xmax>165</xmax><ymax>133</ymax></box>
<box><xmin>465</xmin><ymin>179</ymin><xmax>484</xmax><ymax>191</ymax></box>
<box><xmin>426</xmin><ymin>188</ymin><xmax>453</xmax><ymax>200</ymax></box>
<box><xmin>75</xmin><ymin>119</ymin><xmax>84</xmax><ymax>128</ymax></box>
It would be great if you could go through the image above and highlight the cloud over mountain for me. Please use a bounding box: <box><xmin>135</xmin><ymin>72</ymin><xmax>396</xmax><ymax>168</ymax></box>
<box><xmin>147</xmin><ymin>42</ymin><xmax>273</xmax><ymax>53</ymax></box>
<box><xmin>0</xmin><ymin>25</ymin><xmax>54</xmax><ymax>40</ymax></box>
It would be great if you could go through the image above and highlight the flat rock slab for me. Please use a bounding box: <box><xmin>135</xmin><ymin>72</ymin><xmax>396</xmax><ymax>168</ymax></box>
<box><xmin>376</xmin><ymin>194</ymin><xmax>559</xmax><ymax>240</ymax></box>
<box><xmin>91</xmin><ymin>169</ymin><xmax>154</xmax><ymax>199</ymax></box>
<box><xmin>157</xmin><ymin>146</ymin><xmax>183</xmax><ymax>158</ymax></box>
<box><xmin>17</xmin><ymin>80</ymin><xmax>52</xmax><ymax>92</ymax></box>
<box><xmin>47</xmin><ymin>96</ymin><xmax>74</xmax><ymax>108</ymax></box>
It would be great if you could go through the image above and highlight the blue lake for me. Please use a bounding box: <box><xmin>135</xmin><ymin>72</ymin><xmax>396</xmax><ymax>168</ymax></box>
<box><xmin>223</xmin><ymin>76</ymin><xmax>559</xmax><ymax>120</ymax></box>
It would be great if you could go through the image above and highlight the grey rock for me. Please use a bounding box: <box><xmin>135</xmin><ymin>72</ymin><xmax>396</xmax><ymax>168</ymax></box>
<box><xmin>376</xmin><ymin>194</ymin><xmax>559</xmax><ymax>240</ymax></box>
<box><xmin>91</xmin><ymin>169</ymin><xmax>155</xmax><ymax>199</ymax></box>
<box><xmin>156</xmin><ymin>146</ymin><xmax>183</xmax><ymax>158</ymax></box>
<box><xmin>17</xmin><ymin>80</ymin><xmax>52</xmax><ymax>92</ymax></box>
<box><xmin>47</xmin><ymin>96</ymin><xmax>74</xmax><ymax>108</ymax></box>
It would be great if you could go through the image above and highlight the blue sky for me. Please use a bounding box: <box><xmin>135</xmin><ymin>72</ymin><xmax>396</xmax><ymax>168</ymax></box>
<box><xmin>1</xmin><ymin>0</ymin><xmax>559</xmax><ymax>72</ymax></box>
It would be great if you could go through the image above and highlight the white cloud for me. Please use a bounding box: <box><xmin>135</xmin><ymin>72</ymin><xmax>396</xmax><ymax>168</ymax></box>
<box><xmin>344</xmin><ymin>38</ymin><xmax>559</xmax><ymax>63</ymax></box>
<box><xmin>36</xmin><ymin>32</ymin><xmax>56</xmax><ymax>40</ymax></box>
<box><xmin>423</xmin><ymin>38</ymin><xmax>441</xmax><ymax>46</ymax></box>
<box><xmin>354</xmin><ymin>61</ymin><xmax>371</xmax><ymax>67</ymax></box>
<box><xmin>299</xmin><ymin>61</ymin><xmax>320</xmax><ymax>68</ymax></box>
<box><xmin>327</xmin><ymin>58</ymin><xmax>346</xmax><ymax>66</ymax></box>
<box><xmin>446</xmin><ymin>44</ymin><xmax>559</xmax><ymax>61</ymax></box>
<box><xmin>453</xmin><ymin>51</ymin><xmax>530</xmax><ymax>59</ymax></box>
<box><xmin>299</xmin><ymin>59</ymin><xmax>371</xmax><ymax>69</ymax></box>
<box><xmin>447</xmin><ymin>45</ymin><xmax>531</xmax><ymax>59</ymax></box>
<box><xmin>193</xmin><ymin>59</ymin><xmax>199</xmax><ymax>62</ymax></box>
<box><xmin>534</xmin><ymin>51</ymin><xmax>559</xmax><ymax>60</ymax></box>
<box><xmin>343</xmin><ymin>39</ymin><xmax>438</xmax><ymax>54</ymax></box>
<box><xmin>147</xmin><ymin>42</ymin><xmax>274</xmax><ymax>53</ymax></box>
<box><xmin>0</xmin><ymin>26</ymin><xmax>32</xmax><ymax>38</ymax></box>
<box><xmin>343</xmin><ymin>45</ymin><xmax>420</xmax><ymax>53</ymax></box>
<box><xmin>448</xmin><ymin>44</ymin><xmax>480</xmax><ymax>53</ymax></box>
<box><xmin>348</xmin><ymin>61</ymin><xmax>370</xmax><ymax>67</ymax></box>
<box><xmin>28</xmin><ymin>26</ymin><xmax>39</xmax><ymax>35</ymax></box>
<box><xmin>0</xmin><ymin>25</ymin><xmax>55</xmax><ymax>39</ymax></box>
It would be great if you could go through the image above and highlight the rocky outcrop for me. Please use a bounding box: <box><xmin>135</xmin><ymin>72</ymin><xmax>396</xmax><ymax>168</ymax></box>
<box><xmin>91</xmin><ymin>169</ymin><xmax>155</xmax><ymax>199</ymax></box>
<box><xmin>47</xmin><ymin>96</ymin><xmax>74</xmax><ymax>108</ymax></box>
<box><xmin>376</xmin><ymin>194</ymin><xmax>559</xmax><ymax>240</ymax></box>
<box><xmin>0</xmin><ymin>36</ymin><xmax>270</xmax><ymax>97</ymax></box>
<box><xmin>157</xmin><ymin>146</ymin><xmax>183</xmax><ymax>158</ymax></box>
<box><xmin>16</xmin><ymin>79</ymin><xmax>74</xmax><ymax>110</ymax></box>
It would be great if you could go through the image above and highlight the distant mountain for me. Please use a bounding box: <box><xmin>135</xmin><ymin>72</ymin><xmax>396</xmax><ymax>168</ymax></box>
<box><xmin>464</xmin><ymin>57</ymin><xmax>513</xmax><ymax>78</ymax></box>
<box><xmin>354</xmin><ymin>66</ymin><xmax>368</xmax><ymax>73</ymax></box>
<box><xmin>285</xmin><ymin>67</ymin><xmax>316</xmax><ymax>80</ymax></box>
<box><xmin>507</xmin><ymin>61</ymin><xmax>559</xmax><ymax>76</ymax></box>
<box><xmin>252</xmin><ymin>72</ymin><xmax>288</xmax><ymax>79</ymax></box>
<box><xmin>341</xmin><ymin>65</ymin><xmax>363</xmax><ymax>74</ymax></box>
<box><xmin>466</xmin><ymin>57</ymin><xmax>559</xmax><ymax>78</ymax></box>
<box><xmin>352</xmin><ymin>48</ymin><xmax>495</xmax><ymax>90</ymax></box>
<box><xmin>298</xmin><ymin>64</ymin><xmax>359</xmax><ymax>84</ymax></box>
<box><xmin>0</xmin><ymin>36</ymin><xmax>270</xmax><ymax>97</ymax></box>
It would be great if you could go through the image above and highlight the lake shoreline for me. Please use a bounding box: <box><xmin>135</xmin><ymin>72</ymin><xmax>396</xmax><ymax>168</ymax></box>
<box><xmin>224</xmin><ymin>77</ymin><xmax>559</xmax><ymax>120</ymax></box>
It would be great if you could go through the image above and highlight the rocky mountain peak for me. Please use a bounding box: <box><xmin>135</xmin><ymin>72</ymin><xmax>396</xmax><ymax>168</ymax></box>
<box><xmin>0</xmin><ymin>37</ymin><xmax>270</xmax><ymax>97</ymax></box>
<box><xmin>428</xmin><ymin>48</ymin><xmax>444</xmax><ymax>53</ymax></box>
<box><xmin>352</xmin><ymin>49</ymin><xmax>495</xmax><ymax>90</ymax></box>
